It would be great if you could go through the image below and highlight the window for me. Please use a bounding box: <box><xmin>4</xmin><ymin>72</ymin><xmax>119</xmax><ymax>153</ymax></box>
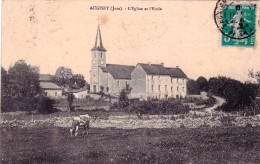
<box><xmin>171</xmin><ymin>78</ymin><xmax>173</xmax><ymax>83</ymax></box>
<box><xmin>152</xmin><ymin>75</ymin><xmax>153</xmax><ymax>80</ymax></box>
<box><xmin>151</xmin><ymin>85</ymin><xmax>154</xmax><ymax>91</ymax></box>
<box><xmin>117</xmin><ymin>81</ymin><xmax>120</xmax><ymax>86</ymax></box>
<box><xmin>126</xmin><ymin>81</ymin><xmax>128</xmax><ymax>87</ymax></box>
<box><xmin>158</xmin><ymin>85</ymin><xmax>160</xmax><ymax>91</ymax></box>
<box><xmin>165</xmin><ymin>85</ymin><xmax>167</xmax><ymax>91</ymax></box>
<box><xmin>177</xmin><ymin>78</ymin><xmax>179</xmax><ymax>83</ymax></box>
<box><xmin>171</xmin><ymin>87</ymin><xmax>173</xmax><ymax>92</ymax></box>
<box><xmin>55</xmin><ymin>92</ymin><xmax>57</xmax><ymax>96</ymax></box>
<box><xmin>177</xmin><ymin>87</ymin><xmax>179</xmax><ymax>92</ymax></box>
<box><xmin>183</xmin><ymin>87</ymin><xmax>185</xmax><ymax>91</ymax></box>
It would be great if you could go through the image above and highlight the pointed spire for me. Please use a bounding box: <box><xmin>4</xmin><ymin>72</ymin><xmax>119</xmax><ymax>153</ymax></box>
<box><xmin>91</xmin><ymin>24</ymin><xmax>106</xmax><ymax>52</ymax></box>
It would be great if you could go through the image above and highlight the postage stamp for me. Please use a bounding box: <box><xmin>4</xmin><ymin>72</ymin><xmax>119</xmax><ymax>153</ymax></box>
<box><xmin>214</xmin><ymin>0</ymin><xmax>256</xmax><ymax>47</ymax></box>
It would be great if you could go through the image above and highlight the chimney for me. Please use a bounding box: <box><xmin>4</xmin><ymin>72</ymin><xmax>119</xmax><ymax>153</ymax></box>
<box><xmin>161</xmin><ymin>62</ymin><xmax>164</xmax><ymax>66</ymax></box>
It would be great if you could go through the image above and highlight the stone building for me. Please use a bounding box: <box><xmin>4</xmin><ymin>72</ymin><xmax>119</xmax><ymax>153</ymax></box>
<box><xmin>90</xmin><ymin>25</ymin><xmax>188</xmax><ymax>100</ymax></box>
<box><xmin>39</xmin><ymin>74</ymin><xmax>62</xmax><ymax>98</ymax></box>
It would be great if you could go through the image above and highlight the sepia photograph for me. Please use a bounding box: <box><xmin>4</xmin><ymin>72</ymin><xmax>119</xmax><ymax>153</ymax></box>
<box><xmin>1</xmin><ymin>0</ymin><xmax>260</xmax><ymax>163</ymax></box>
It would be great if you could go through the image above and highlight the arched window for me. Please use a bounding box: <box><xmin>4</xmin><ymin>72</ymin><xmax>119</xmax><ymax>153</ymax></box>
<box><xmin>101</xmin><ymin>53</ymin><xmax>103</xmax><ymax>58</ymax></box>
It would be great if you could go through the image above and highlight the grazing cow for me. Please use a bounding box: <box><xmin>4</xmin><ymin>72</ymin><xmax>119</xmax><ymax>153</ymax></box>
<box><xmin>70</xmin><ymin>114</ymin><xmax>90</xmax><ymax>136</ymax></box>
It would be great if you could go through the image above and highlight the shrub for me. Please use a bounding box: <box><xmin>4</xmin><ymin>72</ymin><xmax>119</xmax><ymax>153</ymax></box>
<box><xmin>36</xmin><ymin>96</ymin><xmax>56</xmax><ymax>114</ymax></box>
<box><xmin>67</xmin><ymin>93</ymin><xmax>75</xmax><ymax>111</ymax></box>
<box><xmin>130</xmin><ymin>99</ymin><xmax>190</xmax><ymax>115</ymax></box>
<box><xmin>118</xmin><ymin>84</ymin><xmax>132</xmax><ymax>109</ymax></box>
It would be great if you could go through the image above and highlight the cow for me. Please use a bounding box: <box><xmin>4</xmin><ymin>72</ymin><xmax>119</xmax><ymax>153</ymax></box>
<box><xmin>70</xmin><ymin>114</ymin><xmax>90</xmax><ymax>136</ymax></box>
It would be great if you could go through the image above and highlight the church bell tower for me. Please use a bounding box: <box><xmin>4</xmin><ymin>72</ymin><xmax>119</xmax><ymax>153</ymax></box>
<box><xmin>90</xmin><ymin>25</ymin><xmax>107</xmax><ymax>93</ymax></box>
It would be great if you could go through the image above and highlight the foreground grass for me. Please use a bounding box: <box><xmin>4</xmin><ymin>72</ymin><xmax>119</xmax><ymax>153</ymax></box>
<box><xmin>1</xmin><ymin>126</ymin><xmax>259</xmax><ymax>164</ymax></box>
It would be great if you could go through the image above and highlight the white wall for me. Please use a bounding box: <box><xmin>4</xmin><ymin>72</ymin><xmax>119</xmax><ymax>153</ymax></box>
<box><xmin>45</xmin><ymin>90</ymin><xmax>62</xmax><ymax>98</ymax></box>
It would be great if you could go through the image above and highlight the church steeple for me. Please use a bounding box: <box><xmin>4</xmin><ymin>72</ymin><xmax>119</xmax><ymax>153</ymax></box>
<box><xmin>91</xmin><ymin>25</ymin><xmax>106</xmax><ymax>52</ymax></box>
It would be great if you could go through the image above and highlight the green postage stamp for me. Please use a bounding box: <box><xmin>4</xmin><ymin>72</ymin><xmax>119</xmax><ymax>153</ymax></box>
<box><xmin>214</xmin><ymin>1</ymin><xmax>256</xmax><ymax>47</ymax></box>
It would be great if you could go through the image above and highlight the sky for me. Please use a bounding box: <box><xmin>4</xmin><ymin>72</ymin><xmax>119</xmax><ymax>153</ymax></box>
<box><xmin>2</xmin><ymin>0</ymin><xmax>260</xmax><ymax>82</ymax></box>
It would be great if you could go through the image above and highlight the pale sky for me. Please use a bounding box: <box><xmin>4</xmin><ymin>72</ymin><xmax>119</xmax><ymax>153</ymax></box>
<box><xmin>2</xmin><ymin>0</ymin><xmax>260</xmax><ymax>82</ymax></box>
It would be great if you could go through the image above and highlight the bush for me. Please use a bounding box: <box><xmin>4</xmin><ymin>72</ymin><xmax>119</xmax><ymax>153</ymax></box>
<box><xmin>36</xmin><ymin>96</ymin><xmax>56</xmax><ymax>114</ymax></box>
<box><xmin>118</xmin><ymin>85</ymin><xmax>131</xmax><ymax>109</ymax></box>
<box><xmin>130</xmin><ymin>99</ymin><xmax>190</xmax><ymax>115</ymax></box>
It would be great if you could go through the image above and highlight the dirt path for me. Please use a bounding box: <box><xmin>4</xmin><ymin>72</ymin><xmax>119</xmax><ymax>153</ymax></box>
<box><xmin>205</xmin><ymin>95</ymin><xmax>226</xmax><ymax>113</ymax></box>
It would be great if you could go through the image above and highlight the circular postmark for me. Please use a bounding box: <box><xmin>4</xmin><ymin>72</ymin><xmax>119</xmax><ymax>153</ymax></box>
<box><xmin>214</xmin><ymin>0</ymin><xmax>256</xmax><ymax>40</ymax></box>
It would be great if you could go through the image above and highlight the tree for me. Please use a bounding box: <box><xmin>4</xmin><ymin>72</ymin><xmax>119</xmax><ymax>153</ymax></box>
<box><xmin>1</xmin><ymin>60</ymin><xmax>57</xmax><ymax>113</ymax></box>
<box><xmin>1</xmin><ymin>60</ymin><xmax>42</xmax><ymax>112</ymax></box>
<box><xmin>1</xmin><ymin>67</ymin><xmax>9</xmax><ymax>112</ymax></box>
<box><xmin>71</xmin><ymin>74</ymin><xmax>87</xmax><ymax>88</ymax></box>
<box><xmin>53</xmin><ymin>66</ymin><xmax>73</xmax><ymax>89</ymax></box>
<box><xmin>187</xmin><ymin>79</ymin><xmax>200</xmax><ymax>94</ymax></box>
<box><xmin>118</xmin><ymin>84</ymin><xmax>132</xmax><ymax>109</ymax></box>
<box><xmin>249</xmin><ymin>69</ymin><xmax>260</xmax><ymax>84</ymax></box>
<box><xmin>196</xmin><ymin>76</ymin><xmax>208</xmax><ymax>91</ymax></box>
<box><xmin>8</xmin><ymin>60</ymin><xmax>40</xmax><ymax>99</ymax></box>
<box><xmin>67</xmin><ymin>93</ymin><xmax>75</xmax><ymax>111</ymax></box>
<box><xmin>99</xmin><ymin>86</ymin><xmax>105</xmax><ymax>95</ymax></box>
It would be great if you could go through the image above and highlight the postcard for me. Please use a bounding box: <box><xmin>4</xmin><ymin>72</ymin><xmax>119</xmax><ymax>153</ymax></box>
<box><xmin>1</xmin><ymin>0</ymin><xmax>260</xmax><ymax>163</ymax></box>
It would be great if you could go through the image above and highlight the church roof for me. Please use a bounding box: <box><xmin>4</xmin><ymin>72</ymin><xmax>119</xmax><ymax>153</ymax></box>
<box><xmin>91</xmin><ymin>25</ymin><xmax>106</xmax><ymax>52</ymax></box>
<box><xmin>101</xmin><ymin>64</ymin><xmax>135</xmax><ymax>80</ymax></box>
<box><xmin>138</xmin><ymin>63</ymin><xmax>187</xmax><ymax>78</ymax></box>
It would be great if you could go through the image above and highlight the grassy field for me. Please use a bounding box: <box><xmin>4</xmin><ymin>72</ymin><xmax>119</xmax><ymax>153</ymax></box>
<box><xmin>1</xmin><ymin>126</ymin><xmax>259</xmax><ymax>164</ymax></box>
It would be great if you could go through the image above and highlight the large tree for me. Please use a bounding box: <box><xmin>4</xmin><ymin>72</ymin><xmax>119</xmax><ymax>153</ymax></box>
<box><xmin>196</xmin><ymin>76</ymin><xmax>208</xmax><ymax>91</ymax></box>
<box><xmin>53</xmin><ymin>66</ymin><xmax>73</xmax><ymax>89</ymax></box>
<box><xmin>8</xmin><ymin>60</ymin><xmax>40</xmax><ymax>98</ymax></box>
<box><xmin>2</xmin><ymin>60</ymin><xmax>41</xmax><ymax>111</ymax></box>
<box><xmin>71</xmin><ymin>74</ymin><xmax>87</xmax><ymax>88</ymax></box>
<box><xmin>187</xmin><ymin>79</ymin><xmax>200</xmax><ymax>95</ymax></box>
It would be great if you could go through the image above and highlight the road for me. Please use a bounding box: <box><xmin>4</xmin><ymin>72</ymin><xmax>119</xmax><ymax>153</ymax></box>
<box><xmin>205</xmin><ymin>95</ymin><xmax>226</xmax><ymax>113</ymax></box>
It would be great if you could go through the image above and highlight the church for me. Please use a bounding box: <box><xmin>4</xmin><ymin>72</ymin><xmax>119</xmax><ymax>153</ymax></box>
<box><xmin>90</xmin><ymin>25</ymin><xmax>188</xmax><ymax>100</ymax></box>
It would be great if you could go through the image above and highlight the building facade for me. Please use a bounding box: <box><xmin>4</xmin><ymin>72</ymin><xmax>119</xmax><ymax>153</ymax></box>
<box><xmin>90</xmin><ymin>25</ymin><xmax>188</xmax><ymax>100</ymax></box>
<box><xmin>39</xmin><ymin>74</ymin><xmax>63</xmax><ymax>98</ymax></box>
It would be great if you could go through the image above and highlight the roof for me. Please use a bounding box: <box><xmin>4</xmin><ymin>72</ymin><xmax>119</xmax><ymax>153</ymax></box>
<box><xmin>91</xmin><ymin>25</ymin><xmax>106</xmax><ymax>52</ymax></box>
<box><xmin>166</xmin><ymin>67</ymin><xmax>188</xmax><ymax>78</ymax></box>
<box><xmin>101</xmin><ymin>64</ymin><xmax>135</xmax><ymax>80</ymax></box>
<box><xmin>40</xmin><ymin>82</ymin><xmax>62</xmax><ymax>90</ymax></box>
<box><xmin>138</xmin><ymin>63</ymin><xmax>187</xmax><ymax>78</ymax></box>
<box><xmin>66</xmin><ymin>88</ymin><xmax>88</xmax><ymax>93</ymax></box>
<box><xmin>139</xmin><ymin>63</ymin><xmax>169</xmax><ymax>75</ymax></box>
<box><xmin>39</xmin><ymin>74</ymin><xmax>52</xmax><ymax>82</ymax></box>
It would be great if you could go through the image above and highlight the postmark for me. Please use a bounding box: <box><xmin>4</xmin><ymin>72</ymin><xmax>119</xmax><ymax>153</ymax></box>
<box><xmin>214</xmin><ymin>0</ymin><xmax>256</xmax><ymax>47</ymax></box>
